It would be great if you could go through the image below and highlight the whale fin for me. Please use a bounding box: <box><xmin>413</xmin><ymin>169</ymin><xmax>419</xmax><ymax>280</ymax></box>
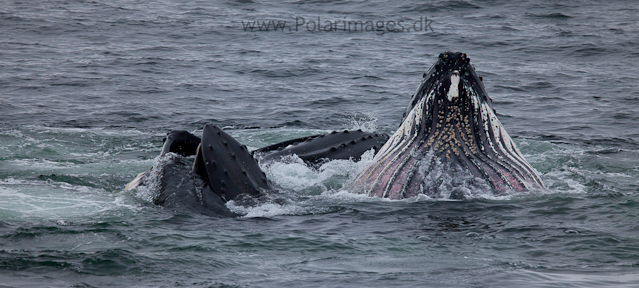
<box><xmin>161</xmin><ymin>130</ymin><xmax>201</xmax><ymax>157</ymax></box>
<box><xmin>252</xmin><ymin>130</ymin><xmax>389</xmax><ymax>164</ymax></box>
<box><xmin>124</xmin><ymin>170</ymin><xmax>149</xmax><ymax>191</ymax></box>
<box><xmin>192</xmin><ymin>124</ymin><xmax>273</xmax><ymax>202</ymax></box>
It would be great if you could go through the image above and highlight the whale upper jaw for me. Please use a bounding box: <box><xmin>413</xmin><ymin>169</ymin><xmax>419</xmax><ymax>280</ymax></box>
<box><xmin>402</xmin><ymin>52</ymin><xmax>490</xmax><ymax>125</ymax></box>
<box><xmin>352</xmin><ymin>52</ymin><xmax>544</xmax><ymax>199</ymax></box>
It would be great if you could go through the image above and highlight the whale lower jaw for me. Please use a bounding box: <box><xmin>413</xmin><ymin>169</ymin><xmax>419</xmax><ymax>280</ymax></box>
<box><xmin>351</xmin><ymin>142</ymin><xmax>542</xmax><ymax>200</ymax></box>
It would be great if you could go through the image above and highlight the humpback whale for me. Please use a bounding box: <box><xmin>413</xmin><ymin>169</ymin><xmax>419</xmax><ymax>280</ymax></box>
<box><xmin>350</xmin><ymin>52</ymin><xmax>544</xmax><ymax>199</ymax></box>
<box><xmin>126</xmin><ymin>126</ymin><xmax>389</xmax><ymax>214</ymax></box>
<box><xmin>126</xmin><ymin>51</ymin><xmax>543</xmax><ymax>213</ymax></box>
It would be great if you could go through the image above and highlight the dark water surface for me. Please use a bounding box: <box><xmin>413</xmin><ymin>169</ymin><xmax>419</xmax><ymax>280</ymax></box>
<box><xmin>1</xmin><ymin>0</ymin><xmax>639</xmax><ymax>287</ymax></box>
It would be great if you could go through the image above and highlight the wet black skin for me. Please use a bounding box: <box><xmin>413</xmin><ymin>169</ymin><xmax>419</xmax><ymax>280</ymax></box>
<box><xmin>159</xmin><ymin>129</ymin><xmax>389</xmax><ymax>164</ymax></box>
<box><xmin>253</xmin><ymin>130</ymin><xmax>389</xmax><ymax>164</ymax></box>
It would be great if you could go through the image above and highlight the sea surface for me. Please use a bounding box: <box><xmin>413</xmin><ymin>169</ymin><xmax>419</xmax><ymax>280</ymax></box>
<box><xmin>1</xmin><ymin>0</ymin><xmax>639</xmax><ymax>287</ymax></box>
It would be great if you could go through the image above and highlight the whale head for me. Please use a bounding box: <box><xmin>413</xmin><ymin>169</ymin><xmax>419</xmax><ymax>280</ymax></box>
<box><xmin>401</xmin><ymin>52</ymin><xmax>490</xmax><ymax>128</ymax></box>
<box><xmin>352</xmin><ymin>52</ymin><xmax>544</xmax><ymax>199</ymax></box>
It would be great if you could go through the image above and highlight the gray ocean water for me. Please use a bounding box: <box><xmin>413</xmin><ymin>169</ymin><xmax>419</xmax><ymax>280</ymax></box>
<box><xmin>1</xmin><ymin>0</ymin><xmax>639</xmax><ymax>287</ymax></box>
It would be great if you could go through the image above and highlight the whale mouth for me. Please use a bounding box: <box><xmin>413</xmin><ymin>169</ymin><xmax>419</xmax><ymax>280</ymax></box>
<box><xmin>353</xmin><ymin>51</ymin><xmax>544</xmax><ymax>199</ymax></box>
<box><xmin>379</xmin><ymin>52</ymin><xmax>495</xmax><ymax>165</ymax></box>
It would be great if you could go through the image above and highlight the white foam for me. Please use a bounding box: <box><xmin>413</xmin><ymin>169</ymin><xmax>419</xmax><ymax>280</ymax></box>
<box><xmin>129</xmin><ymin>154</ymin><xmax>169</xmax><ymax>202</ymax></box>
<box><xmin>260</xmin><ymin>150</ymin><xmax>376</xmax><ymax>193</ymax></box>
<box><xmin>0</xmin><ymin>179</ymin><xmax>144</xmax><ymax>222</ymax></box>
<box><xmin>20</xmin><ymin>125</ymin><xmax>149</xmax><ymax>137</ymax></box>
<box><xmin>345</xmin><ymin>114</ymin><xmax>378</xmax><ymax>132</ymax></box>
<box><xmin>226</xmin><ymin>200</ymin><xmax>309</xmax><ymax>218</ymax></box>
<box><xmin>9</xmin><ymin>159</ymin><xmax>78</xmax><ymax>169</ymax></box>
<box><xmin>261</xmin><ymin>155</ymin><xmax>320</xmax><ymax>191</ymax></box>
<box><xmin>543</xmin><ymin>166</ymin><xmax>588</xmax><ymax>195</ymax></box>
<box><xmin>320</xmin><ymin>189</ymin><xmax>393</xmax><ymax>202</ymax></box>
<box><xmin>69</xmin><ymin>151</ymin><xmax>112</xmax><ymax>158</ymax></box>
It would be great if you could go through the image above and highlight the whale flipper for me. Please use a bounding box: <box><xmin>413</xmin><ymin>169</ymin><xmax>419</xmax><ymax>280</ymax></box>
<box><xmin>252</xmin><ymin>130</ymin><xmax>389</xmax><ymax>164</ymax></box>
<box><xmin>192</xmin><ymin>124</ymin><xmax>273</xmax><ymax>202</ymax></box>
